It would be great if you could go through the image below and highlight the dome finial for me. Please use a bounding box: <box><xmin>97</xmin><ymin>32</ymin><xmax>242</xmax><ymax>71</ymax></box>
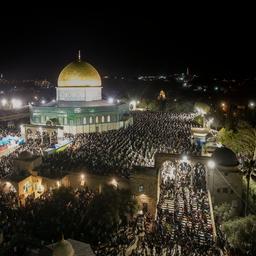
<box><xmin>78</xmin><ymin>50</ymin><xmax>81</xmax><ymax>62</ymax></box>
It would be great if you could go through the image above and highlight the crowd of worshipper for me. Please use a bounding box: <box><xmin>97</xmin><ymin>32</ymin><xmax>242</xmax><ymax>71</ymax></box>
<box><xmin>0</xmin><ymin>128</ymin><xmax>20</xmax><ymax>139</ymax></box>
<box><xmin>0</xmin><ymin>184</ymin><xmax>149</xmax><ymax>256</ymax></box>
<box><xmin>0</xmin><ymin>186</ymin><xmax>97</xmax><ymax>255</ymax></box>
<box><xmin>37</xmin><ymin>112</ymin><xmax>201</xmax><ymax>178</ymax></box>
<box><xmin>0</xmin><ymin>111</ymin><xmax>227</xmax><ymax>255</ymax></box>
<box><xmin>0</xmin><ymin>124</ymin><xmax>60</xmax><ymax>179</ymax></box>
<box><xmin>0</xmin><ymin>128</ymin><xmax>22</xmax><ymax>178</ymax></box>
<box><xmin>26</xmin><ymin>129</ymin><xmax>58</xmax><ymax>146</ymax></box>
<box><xmin>128</xmin><ymin>160</ymin><xmax>221</xmax><ymax>256</ymax></box>
<box><xmin>0</xmin><ymin>133</ymin><xmax>49</xmax><ymax>179</ymax></box>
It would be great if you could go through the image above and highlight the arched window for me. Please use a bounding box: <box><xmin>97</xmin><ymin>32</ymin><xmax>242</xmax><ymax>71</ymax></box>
<box><xmin>102</xmin><ymin>116</ymin><xmax>105</xmax><ymax>123</ymax></box>
<box><xmin>95</xmin><ymin>116</ymin><xmax>99</xmax><ymax>123</ymax></box>
<box><xmin>89</xmin><ymin>116</ymin><xmax>93</xmax><ymax>124</ymax></box>
<box><xmin>107</xmin><ymin>115</ymin><xmax>111</xmax><ymax>122</ymax></box>
<box><xmin>83</xmin><ymin>117</ymin><xmax>87</xmax><ymax>124</ymax></box>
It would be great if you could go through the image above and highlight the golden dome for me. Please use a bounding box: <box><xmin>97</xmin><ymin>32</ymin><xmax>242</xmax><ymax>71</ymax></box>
<box><xmin>58</xmin><ymin>59</ymin><xmax>101</xmax><ymax>87</ymax></box>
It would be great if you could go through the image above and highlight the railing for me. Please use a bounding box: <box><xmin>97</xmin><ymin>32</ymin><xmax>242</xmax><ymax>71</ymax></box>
<box><xmin>207</xmin><ymin>189</ymin><xmax>217</xmax><ymax>242</ymax></box>
<box><xmin>0</xmin><ymin>112</ymin><xmax>29</xmax><ymax>121</ymax></box>
<box><xmin>125</xmin><ymin>236</ymin><xmax>138</xmax><ymax>256</ymax></box>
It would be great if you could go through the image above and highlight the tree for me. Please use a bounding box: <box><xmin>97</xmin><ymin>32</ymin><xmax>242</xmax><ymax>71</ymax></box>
<box><xmin>194</xmin><ymin>102</ymin><xmax>210</xmax><ymax>115</ymax></box>
<box><xmin>242</xmin><ymin>160</ymin><xmax>256</xmax><ymax>216</ymax></box>
<box><xmin>167</xmin><ymin>100</ymin><xmax>193</xmax><ymax>113</ymax></box>
<box><xmin>46</xmin><ymin>118</ymin><xmax>60</xmax><ymax>126</ymax></box>
<box><xmin>222</xmin><ymin>215</ymin><xmax>256</xmax><ymax>255</ymax></box>
<box><xmin>84</xmin><ymin>186</ymin><xmax>137</xmax><ymax>243</ymax></box>
<box><xmin>193</xmin><ymin>115</ymin><xmax>204</xmax><ymax>126</ymax></box>
<box><xmin>216</xmin><ymin>128</ymin><xmax>235</xmax><ymax>148</ymax></box>
<box><xmin>217</xmin><ymin>125</ymin><xmax>256</xmax><ymax>215</ymax></box>
<box><xmin>214</xmin><ymin>202</ymin><xmax>235</xmax><ymax>223</ymax></box>
<box><xmin>194</xmin><ymin>102</ymin><xmax>210</xmax><ymax>127</ymax></box>
<box><xmin>139</xmin><ymin>99</ymin><xmax>158</xmax><ymax>111</ymax></box>
<box><xmin>217</xmin><ymin>125</ymin><xmax>256</xmax><ymax>159</ymax></box>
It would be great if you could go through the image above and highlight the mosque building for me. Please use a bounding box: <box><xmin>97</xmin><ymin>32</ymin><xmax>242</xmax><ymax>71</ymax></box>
<box><xmin>22</xmin><ymin>52</ymin><xmax>132</xmax><ymax>137</ymax></box>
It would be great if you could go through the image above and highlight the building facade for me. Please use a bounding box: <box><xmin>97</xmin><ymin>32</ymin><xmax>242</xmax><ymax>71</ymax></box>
<box><xmin>25</xmin><ymin>54</ymin><xmax>132</xmax><ymax>135</ymax></box>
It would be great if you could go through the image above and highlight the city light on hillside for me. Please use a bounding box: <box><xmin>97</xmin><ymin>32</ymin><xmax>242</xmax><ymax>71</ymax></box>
<box><xmin>1</xmin><ymin>98</ymin><xmax>7</xmax><ymax>106</ymax></box>
<box><xmin>11</xmin><ymin>98</ymin><xmax>22</xmax><ymax>109</ymax></box>
<box><xmin>249</xmin><ymin>101</ymin><xmax>255</xmax><ymax>109</ymax></box>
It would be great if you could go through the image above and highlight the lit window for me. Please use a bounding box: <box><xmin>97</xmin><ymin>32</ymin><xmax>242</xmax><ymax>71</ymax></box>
<box><xmin>139</xmin><ymin>185</ymin><xmax>144</xmax><ymax>192</ymax></box>
<box><xmin>102</xmin><ymin>116</ymin><xmax>105</xmax><ymax>123</ymax></box>
<box><xmin>89</xmin><ymin>116</ymin><xmax>93</xmax><ymax>124</ymax></box>
<box><xmin>83</xmin><ymin>117</ymin><xmax>87</xmax><ymax>124</ymax></box>
<box><xmin>96</xmin><ymin>116</ymin><xmax>99</xmax><ymax>123</ymax></box>
<box><xmin>107</xmin><ymin>115</ymin><xmax>111</xmax><ymax>122</ymax></box>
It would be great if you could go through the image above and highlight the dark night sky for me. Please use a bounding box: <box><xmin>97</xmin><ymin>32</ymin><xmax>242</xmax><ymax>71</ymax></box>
<box><xmin>0</xmin><ymin>5</ymin><xmax>255</xmax><ymax>81</ymax></box>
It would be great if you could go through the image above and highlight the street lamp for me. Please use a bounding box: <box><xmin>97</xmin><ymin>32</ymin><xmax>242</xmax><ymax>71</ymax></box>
<box><xmin>249</xmin><ymin>101</ymin><xmax>255</xmax><ymax>109</ymax></box>
<box><xmin>221</xmin><ymin>102</ymin><xmax>227</xmax><ymax>112</ymax></box>
<box><xmin>108</xmin><ymin>97</ymin><xmax>114</xmax><ymax>104</ymax></box>
<box><xmin>111</xmin><ymin>178</ymin><xmax>118</xmax><ymax>188</ymax></box>
<box><xmin>207</xmin><ymin>160</ymin><xmax>216</xmax><ymax>169</ymax></box>
<box><xmin>182</xmin><ymin>155</ymin><xmax>188</xmax><ymax>162</ymax></box>
<box><xmin>1</xmin><ymin>98</ymin><xmax>7</xmax><ymax>106</ymax></box>
<box><xmin>11</xmin><ymin>98</ymin><xmax>22</xmax><ymax>109</ymax></box>
<box><xmin>80</xmin><ymin>174</ymin><xmax>85</xmax><ymax>186</ymax></box>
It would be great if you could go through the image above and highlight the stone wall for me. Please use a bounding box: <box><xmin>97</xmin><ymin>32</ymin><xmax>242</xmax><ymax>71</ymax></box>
<box><xmin>66</xmin><ymin>169</ymin><xmax>158</xmax><ymax>217</ymax></box>
<box><xmin>208</xmin><ymin>166</ymin><xmax>243</xmax><ymax>212</ymax></box>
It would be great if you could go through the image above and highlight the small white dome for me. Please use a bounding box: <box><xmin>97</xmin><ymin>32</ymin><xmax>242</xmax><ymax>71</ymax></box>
<box><xmin>53</xmin><ymin>238</ymin><xmax>75</xmax><ymax>256</ymax></box>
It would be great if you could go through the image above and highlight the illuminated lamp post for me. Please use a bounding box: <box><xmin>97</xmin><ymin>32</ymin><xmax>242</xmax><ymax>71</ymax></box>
<box><xmin>80</xmin><ymin>173</ymin><xmax>85</xmax><ymax>186</ymax></box>
<box><xmin>1</xmin><ymin>98</ymin><xmax>7</xmax><ymax>107</ymax></box>
<box><xmin>111</xmin><ymin>178</ymin><xmax>118</xmax><ymax>189</ymax></box>
<box><xmin>207</xmin><ymin>160</ymin><xmax>216</xmax><ymax>169</ymax></box>
<box><xmin>11</xmin><ymin>98</ymin><xmax>22</xmax><ymax>109</ymax></box>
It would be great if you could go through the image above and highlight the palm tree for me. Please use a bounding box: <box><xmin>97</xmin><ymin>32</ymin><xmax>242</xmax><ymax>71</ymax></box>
<box><xmin>242</xmin><ymin>159</ymin><xmax>256</xmax><ymax>216</ymax></box>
